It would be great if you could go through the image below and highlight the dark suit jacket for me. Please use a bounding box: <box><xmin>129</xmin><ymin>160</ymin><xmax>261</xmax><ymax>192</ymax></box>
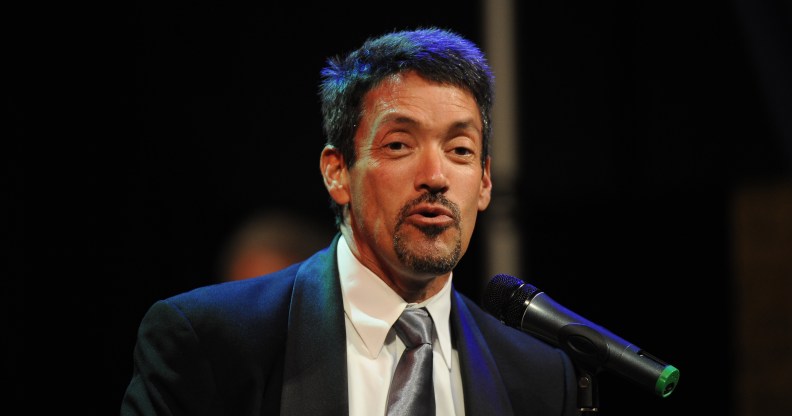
<box><xmin>121</xmin><ymin>234</ymin><xmax>579</xmax><ymax>415</ymax></box>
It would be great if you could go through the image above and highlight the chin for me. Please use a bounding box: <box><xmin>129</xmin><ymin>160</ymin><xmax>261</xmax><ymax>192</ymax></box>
<box><xmin>394</xmin><ymin>229</ymin><xmax>462</xmax><ymax>275</ymax></box>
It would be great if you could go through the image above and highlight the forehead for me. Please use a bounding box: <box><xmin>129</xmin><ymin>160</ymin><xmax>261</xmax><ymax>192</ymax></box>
<box><xmin>360</xmin><ymin>71</ymin><xmax>481</xmax><ymax>125</ymax></box>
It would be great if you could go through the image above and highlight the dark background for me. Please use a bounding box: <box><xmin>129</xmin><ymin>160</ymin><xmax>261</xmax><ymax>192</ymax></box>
<box><xmin>6</xmin><ymin>0</ymin><xmax>791</xmax><ymax>414</ymax></box>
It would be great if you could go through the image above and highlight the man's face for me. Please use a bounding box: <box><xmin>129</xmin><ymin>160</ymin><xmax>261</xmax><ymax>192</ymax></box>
<box><xmin>323</xmin><ymin>71</ymin><xmax>492</xmax><ymax>298</ymax></box>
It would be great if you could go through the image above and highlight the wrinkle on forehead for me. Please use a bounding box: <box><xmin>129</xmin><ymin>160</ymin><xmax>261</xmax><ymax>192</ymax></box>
<box><xmin>360</xmin><ymin>72</ymin><xmax>482</xmax><ymax>135</ymax></box>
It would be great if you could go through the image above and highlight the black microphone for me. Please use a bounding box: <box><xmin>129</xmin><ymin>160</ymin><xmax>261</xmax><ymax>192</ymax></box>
<box><xmin>482</xmin><ymin>274</ymin><xmax>679</xmax><ymax>398</ymax></box>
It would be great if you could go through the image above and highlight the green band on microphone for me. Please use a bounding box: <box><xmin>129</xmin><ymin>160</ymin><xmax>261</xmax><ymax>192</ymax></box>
<box><xmin>656</xmin><ymin>365</ymin><xmax>680</xmax><ymax>398</ymax></box>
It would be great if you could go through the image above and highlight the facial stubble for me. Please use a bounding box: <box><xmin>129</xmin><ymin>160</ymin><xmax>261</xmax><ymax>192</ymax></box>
<box><xmin>393</xmin><ymin>193</ymin><xmax>463</xmax><ymax>275</ymax></box>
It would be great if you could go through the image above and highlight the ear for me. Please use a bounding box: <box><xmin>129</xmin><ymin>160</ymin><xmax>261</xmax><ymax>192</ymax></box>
<box><xmin>478</xmin><ymin>156</ymin><xmax>492</xmax><ymax>211</ymax></box>
<box><xmin>320</xmin><ymin>145</ymin><xmax>350</xmax><ymax>205</ymax></box>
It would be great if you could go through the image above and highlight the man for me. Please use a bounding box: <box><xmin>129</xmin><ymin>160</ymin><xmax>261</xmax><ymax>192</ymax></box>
<box><xmin>121</xmin><ymin>27</ymin><xmax>579</xmax><ymax>416</ymax></box>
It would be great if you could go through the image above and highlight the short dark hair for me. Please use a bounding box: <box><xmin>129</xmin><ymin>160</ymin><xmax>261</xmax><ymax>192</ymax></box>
<box><xmin>319</xmin><ymin>27</ymin><xmax>495</xmax><ymax>226</ymax></box>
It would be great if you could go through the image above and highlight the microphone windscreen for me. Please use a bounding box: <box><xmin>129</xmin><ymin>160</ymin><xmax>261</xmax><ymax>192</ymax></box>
<box><xmin>482</xmin><ymin>274</ymin><xmax>540</xmax><ymax>327</ymax></box>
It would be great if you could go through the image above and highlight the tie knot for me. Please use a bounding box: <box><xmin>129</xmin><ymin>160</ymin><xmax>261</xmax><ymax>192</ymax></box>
<box><xmin>394</xmin><ymin>307</ymin><xmax>433</xmax><ymax>348</ymax></box>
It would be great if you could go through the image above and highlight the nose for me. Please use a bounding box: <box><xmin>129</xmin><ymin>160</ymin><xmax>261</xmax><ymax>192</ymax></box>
<box><xmin>414</xmin><ymin>147</ymin><xmax>449</xmax><ymax>193</ymax></box>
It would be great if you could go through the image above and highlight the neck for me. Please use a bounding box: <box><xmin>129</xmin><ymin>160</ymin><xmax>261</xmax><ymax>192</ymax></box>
<box><xmin>339</xmin><ymin>226</ymin><xmax>451</xmax><ymax>303</ymax></box>
<box><xmin>389</xmin><ymin>273</ymin><xmax>450</xmax><ymax>304</ymax></box>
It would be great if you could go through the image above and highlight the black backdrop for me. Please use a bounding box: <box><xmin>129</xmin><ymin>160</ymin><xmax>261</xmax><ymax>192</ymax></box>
<box><xmin>6</xmin><ymin>0</ymin><xmax>791</xmax><ymax>414</ymax></box>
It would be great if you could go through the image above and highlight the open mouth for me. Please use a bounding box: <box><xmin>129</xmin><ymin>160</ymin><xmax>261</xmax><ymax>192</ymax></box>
<box><xmin>396</xmin><ymin>194</ymin><xmax>461</xmax><ymax>236</ymax></box>
<box><xmin>406</xmin><ymin>205</ymin><xmax>455</xmax><ymax>228</ymax></box>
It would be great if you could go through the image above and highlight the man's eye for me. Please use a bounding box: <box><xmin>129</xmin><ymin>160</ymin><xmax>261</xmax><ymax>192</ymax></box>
<box><xmin>453</xmin><ymin>147</ymin><xmax>473</xmax><ymax>156</ymax></box>
<box><xmin>386</xmin><ymin>142</ymin><xmax>405</xmax><ymax>151</ymax></box>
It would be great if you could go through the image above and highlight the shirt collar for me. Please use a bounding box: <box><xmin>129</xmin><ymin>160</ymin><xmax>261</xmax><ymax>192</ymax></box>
<box><xmin>337</xmin><ymin>234</ymin><xmax>454</xmax><ymax>370</ymax></box>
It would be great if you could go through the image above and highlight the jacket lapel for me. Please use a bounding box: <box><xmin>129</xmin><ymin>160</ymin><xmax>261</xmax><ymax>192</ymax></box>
<box><xmin>451</xmin><ymin>290</ymin><xmax>515</xmax><ymax>416</ymax></box>
<box><xmin>280</xmin><ymin>234</ymin><xmax>349</xmax><ymax>416</ymax></box>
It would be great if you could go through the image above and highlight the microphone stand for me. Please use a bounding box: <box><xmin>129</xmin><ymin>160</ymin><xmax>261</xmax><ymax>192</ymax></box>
<box><xmin>575</xmin><ymin>365</ymin><xmax>600</xmax><ymax>415</ymax></box>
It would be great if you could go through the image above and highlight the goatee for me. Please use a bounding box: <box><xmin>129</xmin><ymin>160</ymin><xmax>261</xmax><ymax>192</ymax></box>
<box><xmin>393</xmin><ymin>193</ymin><xmax>462</xmax><ymax>275</ymax></box>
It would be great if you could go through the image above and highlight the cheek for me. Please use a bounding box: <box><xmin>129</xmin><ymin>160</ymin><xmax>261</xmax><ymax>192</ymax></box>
<box><xmin>460</xmin><ymin>202</ymin><xmax>479</xmax><ymax>235</ymax></box>
<box><xmin>457</xmin><ymin>178</ymin><xmax>486</xmax><ymax>227</ymax></box>
<box><xmin>351</xmin><ymin>170</ymin><xmax>400</xmax><ymax>223</ymax></box>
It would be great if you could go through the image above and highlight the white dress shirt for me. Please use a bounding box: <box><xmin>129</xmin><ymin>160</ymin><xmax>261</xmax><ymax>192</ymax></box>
<box><xmin>337</xmin><ymin>235</ymin><xmax>465</xmax><ymax>416</ymax></box>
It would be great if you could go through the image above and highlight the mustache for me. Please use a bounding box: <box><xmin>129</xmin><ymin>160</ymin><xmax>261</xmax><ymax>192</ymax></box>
<box><xmin>396</xmin><ymin>192</ymin><xmax>461</xmax><ymax>227</ymax></box>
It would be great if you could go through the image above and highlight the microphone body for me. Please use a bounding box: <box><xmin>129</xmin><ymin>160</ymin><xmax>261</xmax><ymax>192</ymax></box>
<box><xmin>482</xmin><ymin>274</ymin><xmax>679</xmax><ymax>398</ymax></box>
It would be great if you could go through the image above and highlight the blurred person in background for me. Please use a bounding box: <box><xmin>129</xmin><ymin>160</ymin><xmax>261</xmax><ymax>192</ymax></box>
<box><xmin>217</xmin><ymin>210</ymin><xmax>335</xmax><ymax>281</ymax></box>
